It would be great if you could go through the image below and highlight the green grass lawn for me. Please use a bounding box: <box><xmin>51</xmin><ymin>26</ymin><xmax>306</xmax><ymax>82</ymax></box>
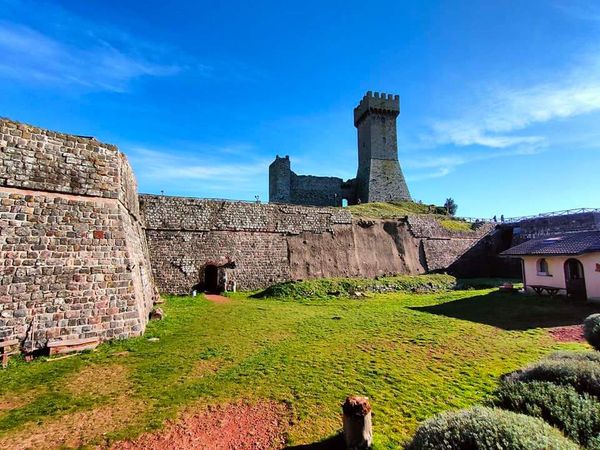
<box><xmin>345</xmin><ymin>201</ymin><xmax>477</xmax><ymax>232</ymax></box>
<box><xmin>0</xmin><ymin>288</ymin><xmax>596</xmax><ymax>449</ymax></box>
<box><xmin>346</xmin><ymin>201</ymin><xmax>443</xmax><ymax>218</ymax></box>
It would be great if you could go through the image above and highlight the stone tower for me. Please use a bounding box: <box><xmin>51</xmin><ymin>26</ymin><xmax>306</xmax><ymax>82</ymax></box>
<box><xmin>354</xmin><ymin>91</ymin><xmax>411</xmax><ymax>203</ymax></box>
<box><xmin>269</xmin><ymin>155</ymin><xmax>292</xmax><ymax>203</ymax></box>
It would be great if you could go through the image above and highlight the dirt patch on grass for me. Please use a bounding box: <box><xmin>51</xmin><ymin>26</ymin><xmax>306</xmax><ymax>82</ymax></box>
<box><xmin>0</xmin><ymin>396</ymin><xmax>144</xmax><ymax>450</ymax></box>
<box><xmin>112</xmin><ymin>401</ymin><xmax>289</xmax><ymax>450</ymax></box>
<box><xmin>549</xmin><ymin>325</ymin><xmax>585</xmax><ymax>343</ymax></box>
<box><xmin>65</xmin><ymin>363</ymin><xmax>130</xmax><ymax>397</ymax></box>
<box><xmin>191</xmin><ymin>358</ymin><xmax>228</xmax><ymax>379</ymax></box>
<box><xmin>205</xmin><ymin>294</ymin><xmax>230</xmax><ymax>304</ymax></box>
<box><xmin>0</xmin><ymin>398</ymin><xmax>26</xmax><ymax>413</ymax></box>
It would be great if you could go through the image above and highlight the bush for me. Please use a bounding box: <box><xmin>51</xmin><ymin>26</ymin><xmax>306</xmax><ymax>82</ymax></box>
<box><xmin>253</xmin><ymin>274</ymin><xmax>457</xmax><ymax>300</ymax></box>
<box><xmin>493</xmin><ymin>380</ymin><xmax>600</xmax><ymax>447</ymax></box>
<box><xmin>406</xmin><ymin>406</ymin><xmax>578</xmax><ymax>449</ymax></box>
<box><xmin>506</xmin><ymin>358</ymin><xmax>600</xmax><ymax>398</ymax></box>
<box><xmin>546</xmin><ymin>351</ymin><xmax>600</xmax><ymax>365</ymax></box>
<box><xmin>584</xmin><ymin>314</ymin><xmax>600</xmax><ymax>351</ymax></box>
<box><xmin>588</xmin><ymin>435</ymin><xmax>600</xmax><ymax>450</ymax></box>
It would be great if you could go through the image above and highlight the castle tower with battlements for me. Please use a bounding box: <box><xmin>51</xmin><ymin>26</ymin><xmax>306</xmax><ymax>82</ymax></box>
<box><xmin>354</xmin><ymin>91</ymin><xmax>411</xmax><ymax>203</ymax></box>
<box><xmin>269</xmin><ymin>91</ymin><xmax>410</xmax><ymax>206</ymax></box>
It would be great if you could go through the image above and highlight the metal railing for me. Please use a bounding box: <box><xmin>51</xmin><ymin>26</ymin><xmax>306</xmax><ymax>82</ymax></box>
<box><xmin>453</xmin><ymin>208</ymin><xmax>600</xmax><ymax>225</ymax></box>
<box><xmin>502</xmin><ymin>208</ymin><xmax>600</xmax><ymax>224</ymax></box>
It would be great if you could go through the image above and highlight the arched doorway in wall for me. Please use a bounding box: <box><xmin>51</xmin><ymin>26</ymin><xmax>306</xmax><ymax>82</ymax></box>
<box><xmin>564</xmin><ymin>258</ymin><xmax>587</xmax><ymax>300</ymax></box>
<box><xmin>204</xmin><ymin>264</ymin><xmax>220</xmax><ymax>293</ymax></box>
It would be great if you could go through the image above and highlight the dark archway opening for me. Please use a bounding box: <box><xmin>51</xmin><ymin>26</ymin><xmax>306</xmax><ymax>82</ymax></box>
<box><xmin>204</xmin><ymin>264</ymin><xmax>220</xmax><ymax>293</ymax></box>
<box><xmin>564</xmin><ymin>258</ymin><xmax>587</xmax><ymax>300</ymax></box>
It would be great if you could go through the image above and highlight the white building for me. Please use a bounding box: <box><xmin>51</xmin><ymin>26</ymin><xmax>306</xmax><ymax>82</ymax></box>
<box><xmin>502</xmin><ymin>231</ymin><xmax>600</xmax><ymax>302</ymax></box>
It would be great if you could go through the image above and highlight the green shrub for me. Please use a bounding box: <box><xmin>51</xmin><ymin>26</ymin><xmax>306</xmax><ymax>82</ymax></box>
<box><xmin>588</xmin><ymin>435</ymin><xmax>600</xmax><ymax>450</ymax></box>
<box><xmin>493</xmin><ymin>380</ymin><xmax>600</xmax><ymax>447</ymax></box>
<box><xmin>546</xmin><ymin>351</ymin><xmax>600</xmax><ymax>364</ymax></box>
<box><xmin>253</xmin><ymin>274</ymin><xmax>457</xmax><ymax>300</ymax></box>
<box><xmin>584</xmin><ymin>314</ymin><xmax>600</xmax><ymax>351</ymax></box>
<box><xmin>507</xmin><ymin>358</ymin><xmax>600</xmax><ymax>398</ymax></box>
<box><xmin>406</xmin><ymin>406</ymin><xmax>578</xmax><ymax>449</ymax></box>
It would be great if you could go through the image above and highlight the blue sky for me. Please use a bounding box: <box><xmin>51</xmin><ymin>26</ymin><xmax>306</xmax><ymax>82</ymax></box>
<box><xmin>1</xmin><ymin>0</ymin><xmax>599</xmax><ymax>218</ymax></box>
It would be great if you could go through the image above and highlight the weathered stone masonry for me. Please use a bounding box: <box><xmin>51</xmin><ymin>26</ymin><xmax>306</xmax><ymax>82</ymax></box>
<box><xmin>140</xmin><ymin>195</ymin><xmax>353</xmax><ymax>292</ymax></box>
<box><xmin>0</xmin><ymin>118</ymin><xmax>156</xmax><ymax>351</ymax></box>
<box><xmin>269</xmin><ymin>91</ymin><xmax>411</xmax><ymax>207</ymax></box>
<box><xmin>141</xmin><ymin>194</ymin><xmax>496</xmax><ymax>294</ymax></box>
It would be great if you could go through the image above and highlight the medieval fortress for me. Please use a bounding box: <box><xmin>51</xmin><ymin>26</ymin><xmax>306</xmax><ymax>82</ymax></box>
<box><xmin>270</xmin><ymin>92</ymin><xmax>411</xmax><ymax>206</ymax></box>
<box><xmin>0</xmin><ymin>92</ymin><xmax>595</xmax><ymax>354</ymax></box>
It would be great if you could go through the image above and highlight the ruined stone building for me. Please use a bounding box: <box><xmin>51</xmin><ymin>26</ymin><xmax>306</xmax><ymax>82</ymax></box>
<box><xmin>269</xmin><ymin>92</ymin><xmax>412</xmax><ymax>207</ymax></box>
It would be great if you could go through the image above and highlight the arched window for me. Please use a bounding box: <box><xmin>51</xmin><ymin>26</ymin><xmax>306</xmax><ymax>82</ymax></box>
<box><xmin>537</xmin><ymin>258</ymin><xmax>550</xmax><ymax>275</ymax></box>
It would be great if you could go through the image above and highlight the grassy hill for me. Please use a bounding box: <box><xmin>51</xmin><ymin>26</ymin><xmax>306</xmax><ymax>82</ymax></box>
<box><xmin>346</xmin><ymin>201</ymin><xmax>444</xmax><ymax>218</ymax></box>
<box><xmin>346</xmin><ymin>201</ymin><xmax>477</xmax><ymax>232</ymax></box>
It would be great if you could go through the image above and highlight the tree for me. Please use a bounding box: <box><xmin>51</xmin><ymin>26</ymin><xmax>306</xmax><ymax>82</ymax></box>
<box><xmin>444</xmin><ymin>198</ymin><xmax>458</xmax><ymax>216</ymax></box>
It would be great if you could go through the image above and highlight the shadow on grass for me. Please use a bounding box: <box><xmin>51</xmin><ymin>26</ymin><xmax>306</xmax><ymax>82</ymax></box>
<box><xmin>285</xmin><ymin>433</ymin><xmax>345</xmax><ymax>449</ymax></box>
<box><xmin>410</xmin><ymin>292</ymin><xmax>599</xmax><ymax>330</ymax></box>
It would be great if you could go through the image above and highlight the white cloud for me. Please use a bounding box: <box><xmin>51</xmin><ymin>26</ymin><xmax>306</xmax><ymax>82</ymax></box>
<box><xmin>0</xmin><ymin>21</ymin><xmax>183</xmax><ymax>92</ymax></box>
<box><xmin>428</xmin><ymin>53</ymin><xmax>600</xmax><ymax>149</ymax></box>
<box><xmin>405</xmin><ymin>146</ymin><xmax>544</xmax><ymax>181</ymax></box>
<box><xmin>126</xmin><ymin>146</ymin><xmax>270</xmax><ymax>198</ymax></box>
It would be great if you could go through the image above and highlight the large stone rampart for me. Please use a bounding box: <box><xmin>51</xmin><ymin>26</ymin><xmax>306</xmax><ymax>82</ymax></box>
<box><xmin>140</xmin><ymin>195</ymin><xmax>352</xmax><ymax>233</ymax></box>
<box><xmin>141</xmin><ymin>195</ymin><xmax>498</xmax><ymax>294</ymax></box>
<box><xmin>140</xmin><ymin>195</ymin><xmax>354</xmax><ymax>292</ymax></box>
<box><xmin>406</xmin><ymin>216</ymin><xmax>496</xmax><ymax>272</ymax></box>
<box><xmin>0</xmin><ymin>119</ymin><xmax>156</xmax><ymax>351</ymax></box>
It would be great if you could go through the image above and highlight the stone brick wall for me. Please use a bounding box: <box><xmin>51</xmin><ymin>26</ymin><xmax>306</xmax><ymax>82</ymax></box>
<box><xmin>290</xmin><ymin>174</ymin><xmax>355</xmax><ymax>207</ymax></box>
<box><xmin>140</xmin><ymin>195</ymin><xmax>353</xmax><ymax>292</ymax></box>
<box><xmin>406</xmin><ymin>217</ymin><xmax>496</xmax><ymax>272</ymax></box>
<box><xmin>268</xmin><ymin>156</ymin><xmax>355</xmax><ymax>207</ymax></box>
<box><xmin>0</xmin><ymin>121</ymin><xmax>120</xmax><ymax>198</ymax></box>
<box><xmin>517</xmin><ymin>212</ymin><xmax>600</xmax><ymax>241</ymax></box>
<box><xmin>141</xmin><ymin>194</ymin><xmax>499</xmax><ymax>294</ymax></box>
<box><xmin>0</xmin><ymin>119</ymin><xmax>156</xmax><ymax>351</ymax></box>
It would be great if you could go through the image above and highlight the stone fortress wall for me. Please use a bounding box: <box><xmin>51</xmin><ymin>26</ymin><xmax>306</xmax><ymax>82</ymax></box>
<box><xmin>0</xmin><ymin>118</ymin><xmax>156</xmax><ymax>351</ymax></box>
<box><xmin>515</xmin><ymin>212</ymin><xmax>600</xmax><ymax>241</ymax></box>
<box><xmin>140</xmin><ymin>194</ymin><xmax>497</xmax><ymax>294</ymax></box>
<box><xmin>269</xmin><ymin>155</ymin><xmax>355</xmax><ymax>207</ymax></box>
<box><xmin>2</xmin><ymin>115</ymin><xmax>578</xmax><ymax>352</ymax></box>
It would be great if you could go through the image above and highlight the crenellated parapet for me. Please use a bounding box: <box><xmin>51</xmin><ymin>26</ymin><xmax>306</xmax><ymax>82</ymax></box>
<box><xmin>353</xmin><ymin>91</ymin><xmax>400</xmax><ymax>126</ymax></box>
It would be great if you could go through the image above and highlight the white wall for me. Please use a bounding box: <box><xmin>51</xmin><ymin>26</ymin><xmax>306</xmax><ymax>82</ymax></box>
<box><xmin>522</xmin><ymin>253</ymin><xmax>600</xmax><ymax>302</ymax></box>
